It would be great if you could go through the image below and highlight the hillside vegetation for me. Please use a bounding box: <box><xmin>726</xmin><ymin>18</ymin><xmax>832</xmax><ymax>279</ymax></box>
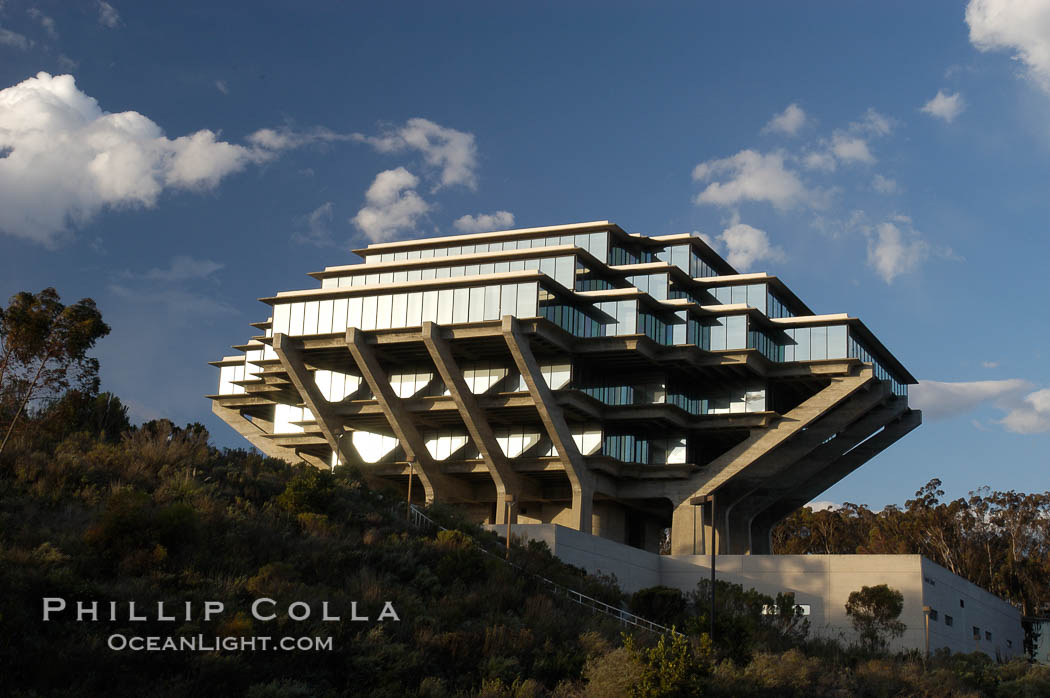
<box><xmin>2</xmin><ymin>392</ymin><xmax>1050</xmax><ymax>697</ymax></box>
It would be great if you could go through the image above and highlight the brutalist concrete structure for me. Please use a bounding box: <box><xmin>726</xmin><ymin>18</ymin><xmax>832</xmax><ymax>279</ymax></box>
<box><xmin>209</xmin><ymin>221</ymin><xmax>920</xmax><ymax>555</ymax></box>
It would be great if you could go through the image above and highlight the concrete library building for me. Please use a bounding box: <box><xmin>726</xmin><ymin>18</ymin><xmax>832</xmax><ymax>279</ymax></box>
<box><xmin>210</xmin><ymin>221</ymin><xmax>1021</xmax><ymax>657</ymax></box>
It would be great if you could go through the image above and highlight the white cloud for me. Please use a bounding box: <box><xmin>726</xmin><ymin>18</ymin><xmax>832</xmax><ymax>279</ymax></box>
<box><xmin>981</xmin><ymin>360</ymin><xmax>999</xmax><ymax>369</ymax></box>
<box><xmin>0</xmin><ymin>26</ymin><xmax>31</xmax><ymax>49</ymax></box>
<box><xmin>27</xmin><ymin>8</ymin><xmax>57</xmax><ymax>39</ymax></box>
<box><xmin>966</xmin><ymin>0</ymin><xmax>1050</xmax><ymax>91</ymax></box>
<box><xmin>866</xmin><ymin>220</ymin><xmax>928</xmax><ymax>283</ymax></box>
<box><xmin>806</xmin><ymin>501</ymin><xmax>839</xmax><ymax>512</ymax></box>
<box><xmin>911</xmin><ymin>379</ymin><xmax>1031</xmax><ymax>420</ymax></box>
<box><xmin>693</xmin><ymin>149</ymin><xmax>813</xmax><ymax>210</ymax></box>
<box><xmin>352</xmin><ymin>167</ymin><xmax>429</xmax><ymax>242</ymax></box>
<box><xmin>293</xmin><ymin>201</ymin><xmax>336</xmax><ymax>247</ymax></box>
<box><xmin>830</xmin><ymin>132</ymin><xmax>875</xmax><ymax>164</ymax></box>
<box><xmin>872</xmin><ymin>174</ymin><xmax>898</xmax><ymax>194</ymax></box>
<box><xmin>921</xmin><ymin>90</ymin><xmax>965</xmax><ymax>122</ymax></box>
<box><xmin>355</xmin><ymin>118</ymin><xmax>478</xmax><ymax>190</ymax></box>
<box><xmin>706</xmin><ymin>220</ymin><xmax>785</xmax><ymax>271</ymax></box>
<box><xmin>97</xmin><ymin>1</ymin><xmax>120</xmax><ymax>28</ymax></box>
<box><xmin>246</xmin><ymin>126</ymin><xmax>350</xmax><ymax>151</ymax></box>
<box><xmin>1001</xmin><ymin>388</ymin><xmax>1050</xmax><ymax>433</ymax></box>
<box><xmin>851</xmin><ymin>108</ymin><xmax>893</xmax><ymax>137</ymax></box>
<box><xmin>0</xmin><ymin>72</ymin><xmax>322</xmax><ymax>246</ymax></box>
<box><xmin>453</xmin><ymin>210</ymin><xmax>515</xmax><ymax>233</ymax></box>
<box><xmin>762</xmin><ymin>103</ymin><xmax>807</xmax><ymax>136</ymax></box>
<box><xmin>131</xmin><ymin>255</ymin><xmax>224</xmax><ymax>283</ymax></box>
<box><xmin>215</xmin><ymin>80</ymin><xmax>228</xmax><ymax>95</ymax></box>
<box><xmin>802</xmin><ymin>151</ymin><xmax>837</xmax><ymax>172</ymax></box>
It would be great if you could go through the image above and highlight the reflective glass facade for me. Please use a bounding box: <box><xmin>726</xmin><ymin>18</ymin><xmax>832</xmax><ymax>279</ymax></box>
<box><xmin>212</xmin><ymin>222</ymin><xmax>914</xmax><ymax>476</ymax></box>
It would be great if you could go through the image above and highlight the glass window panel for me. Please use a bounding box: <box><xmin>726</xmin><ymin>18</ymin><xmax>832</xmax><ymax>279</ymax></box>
<box><xmin>618</xmin><ymin>300</ymin><xmax>637</xmax><ymax>334</ymax></box>
<box><xmin>303</xmin><ymin>301</ymin><xmax>319</xmax><ymax>335</ymax></box>
<box><xmin>406</xmin><ymin>292</ymin><xmax>423</xmax><ymax>327</ymax></box>
<box><xmin>516</xmin><ymin>282</ymin><xmax>537</xmax><ymax>317</ymax></box>
<box><xmin>347</xmin><ymin>297</ymin><xmax>363</xmax><ymax>329</ymax></box>
<box><xmin>500</xmin><ymin>283</ymin><xmax>517</xmax><ymax>317</ymax></box>
<box><xmin>374</xmin><ymin>295</ymin><xmax>392</xmax><ymax>330</ymax></box>
<box><xmin>731</xmin><ymin>285</ymin><xmax>746</xmax><ymax>305</ymax></box>
<box><xmin>726</xmin><ymin>315</ymin><xmax>746</xmax><ymax>349</ymax></box>
<box><xmin>423</xmin><ymin>290</ymin><xmax>439</xmax><ymax>323</ymax></box>
<box><xmin>710</xmin><ymin>317</ymin><xmax>727</xmax><ymax>350</ymax></box>
<box><xmin>453</xmin><ymin>287</ymin><xmax>470</xmax><ymax>323</ymax></box>
<box><xmin>555</xmin><ymin>256</ymin><xmax>573</xmax><ymax>288</ymax></box>
<box><xmin>437</xmin><ymin>289</ymin><xmax>454</xmax><ymax>324</ymax></box>
<box><xmin>811</xmin><ymin>325</ymin><xmax>827</xmax><ymax>360</ymax></box>
<box><xmin>391</xmin><ymin>293</ymin><xmax>408</xmax><ymax>328</ymax></box>
<box><xmin>467</xmin><ymin>286</ymin><xmax>485</xmax><ymax>322</ymax></box>
<box><xmin>465</xmin><ymin>264</ymin><xmax>480</xmax><ymax>276</ymax></box>
<box><xmin>289</xmin><ymin>302</ymin><xmax>305</xmax><ymax>335</ymax></box>
<box><xmin>316</xmin><ymin>300</ymin><xmax>333</xmax><ymax>334</ymax></box>
<box><xmin>747</xmin><ymin>284</ymin><xmax>766</xmax><ymax>313</ymax></box>
<box><xmin>827</xmin><ymin>325</ymin><xmax>847</xmax><ymax>359</ymax></box>
<box><xmin>795</xmin><ymin>327</ymin><xmax>810</xmax><ymax>360</ymax></box>
<box><xmin>272</xmin><ymin>304</ymin><xmax>290</xmax><ymax>335</ymax></box>
<box><xmin>361</xmin><ymin>295</ymin><xmax>378</xmax><ymax>331</ymax></box>
<box><xmin>332</xmin><ymin>298</ymin><xmax>348</xmax><ymax>333</ymax></box>
<box><xmin>484</xmin><ymin>284</ymin><xmax>500</xmax><ymax>321</ymax></box>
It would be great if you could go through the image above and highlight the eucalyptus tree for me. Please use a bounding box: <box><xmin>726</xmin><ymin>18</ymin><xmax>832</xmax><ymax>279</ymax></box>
<box><xmin>0</xmin><ymin>288</ymin><xmax>109</xmax><ymax>456</ymax></box>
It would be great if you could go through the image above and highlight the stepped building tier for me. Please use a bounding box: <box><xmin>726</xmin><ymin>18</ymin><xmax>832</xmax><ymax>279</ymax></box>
<box><xmin>209</xmin><ymin>221</ymin><xmax>920</xmax><ymax>555</ymax></box>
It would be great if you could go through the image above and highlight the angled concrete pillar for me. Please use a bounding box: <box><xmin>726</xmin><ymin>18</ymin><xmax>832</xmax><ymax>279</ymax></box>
<box><xmin>421</xmin><ymin>321</ymin><xmax>538</xmax><ymax>523</ymax></box>
<box><xmin>272</xmin><ymin>333</ymin><xmax>368</xmax><ymax>470</ymax></box>
<box><xmin>752</xmin><ymin>409</ymin><xmax>923</xmax><ymax>547</ymax></box>
<box><xmin>502</xmin><ymin>316</ymin><xmax>594</xmax><ymax>533</ymax></box>
<box><xmin>345</xmin><ymin>327</ymin><xmax>472</xmax><ymax>504</ymax></box>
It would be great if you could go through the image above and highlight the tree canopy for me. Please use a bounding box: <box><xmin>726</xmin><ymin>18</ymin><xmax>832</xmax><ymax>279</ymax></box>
<box><xmin>0</xmin><ymin>287</ymin><xmax>109</xmax><ymax>455</ymax></box>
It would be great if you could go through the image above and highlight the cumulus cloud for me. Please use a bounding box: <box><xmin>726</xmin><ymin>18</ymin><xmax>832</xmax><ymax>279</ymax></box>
<box><xmin>453</xmin><ymin>210</ymin><xmax>515</xmax><ymax>233</ymax></box>
<box><xmin>693</xmin><ymin>149</ymin><xmax>813</xmax><ymax>210</ymax></box>
<box><xmin>921</xmin><ymin>90</ymin><xmax>965</xmax><ymax>122</ymax></box>
<box><xmin>806</xmin><ymin>501</ymin><xmax>839</xmax><ymax>512</ymax></box>
<box><xmin>762</xmin><ymin>103</ymin><xmax>807</xmax><ymax>136</ymax></box>
<box><xmin>966</xmin><ymin>0</ymin><xmax>1050</xmax><ymax>90</ymax></box>
<box><xmin>0</xmin><ymin>72</ymin><xmax>322</xmax><ymax>246</ymax></box>
<box><xmin>911</xmin><ymin>379</ymin><xmax>1030</xmax><ymax>420</ymax></box>
<box><xmin>352</xmin><ymin>167</ymin><xmax>429</xmax><ymax>242</ymax></box>
<box><xmin>866</xmin><ymin>219</ymin><xmax>929</xmax><ymax>283</ymax></box>
<box><xmin>830</xmin><ymin>131</ymin><xmax>876</xmax><ymax>164</ymax></box>
<box><xmin>0</xmin><ymin>26</ymin><xmax>31</xmax><ymax>49</ymax></box>
<box><xmin>704</xmin><ymin>219</ymin><xmax>786</xmax><ymax>271</ymax></box>
<box><xmin>1001</xmin><ymin>388</ymin><xmax>1050</xmax><ymax>433</ymax></box>
<box><xmin>355</xmin><ymin>118</ymin><xmax>478</xmax><ymax>190</ymax></box>
<box><xmin>97</xmin><ymin>1</ymin><xmax>120</xmax><ymax>28</ymax></box>
<box><xmin>872</xmin><ymin>174</ymin><xmax>898</xmax><ymax>194</ymax></box>
<box><xmin>293</xmin><ymin>201</ymin><xmax>336</xmax><ymax>247</ymax></box>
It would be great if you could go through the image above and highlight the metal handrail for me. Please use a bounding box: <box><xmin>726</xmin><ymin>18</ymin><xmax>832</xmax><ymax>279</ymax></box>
<box><xmin>395</xmin><ymin>502</ymin><xmax>681</xmax><ymax>637</ymax></box>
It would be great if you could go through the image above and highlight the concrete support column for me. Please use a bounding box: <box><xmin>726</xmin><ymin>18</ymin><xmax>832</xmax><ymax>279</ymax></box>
<box><xmin>421</xmin><ymin>321</ymin><xmax>538</xmax><ymax>521</ymax></box>
<box><xmin>725</xmin><ymin>502</ymin><xmax>754</xmax><ymax>555</ymax></box>
<box><xmin>502</xmin><ymin>316</ymin><xmax>594</xmax><ymax>534</ymax></box>
<box><xmin>670</xmin><ymin>498</ymin><xmax>704</xmax><ymax>555</ymax></box>
<box><xmin>345</xmin><ymin>327</ymin><xmax>472</xmax><ymax>504</ymax></box>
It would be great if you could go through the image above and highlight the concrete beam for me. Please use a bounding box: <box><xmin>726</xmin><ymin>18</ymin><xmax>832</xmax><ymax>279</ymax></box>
<box><xmin>694</xmin><ymin>367</ymin><xmax>876</xmax><ymax>497</ymax></box>
<box><xmin>421</xmin><ymin>321</ymin><xmax>539</xmax><ymax>522</ymax></box>
<box><xmin>753</xmin><ymin>409</ymin><xmax>922</xmax><ymax>548</ymax></box>
<box><xmin>502</xmin><ymin>316</ymin><xmax>594</xmax><ymax>533</ymax></box>
<box><xmin>211</xmin><ymin>402</ymin><xmax>302</xmax><ymax>464</ymax></box>
<box><xmin>345</xmin><ymin>327</ymin><xmax>472</xmax><ymax>503</ymax></box>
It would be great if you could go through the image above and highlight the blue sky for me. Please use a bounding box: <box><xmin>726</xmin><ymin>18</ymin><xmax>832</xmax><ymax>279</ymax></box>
<box><xmin>2</xmin><ymin>1</ymin><xmax>1050</xmax><ymax>509</ymax></box>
